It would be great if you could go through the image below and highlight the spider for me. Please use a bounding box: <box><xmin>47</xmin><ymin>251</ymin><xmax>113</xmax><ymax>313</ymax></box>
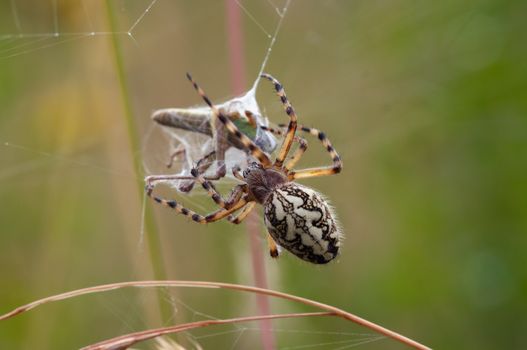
<box><xmin>146</xmin><ymin>73</ymin><xmax>343</xmax><ymax>264</ymax></box>
<box><xmin>151</xmin><ymin>98</ymin><xmax>277</xmax><ymax>192</ymax></box>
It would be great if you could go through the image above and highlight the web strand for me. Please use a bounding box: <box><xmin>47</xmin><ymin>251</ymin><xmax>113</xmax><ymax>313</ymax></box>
<box><xmin>9</xmin><ymin>0</ymin><xmax>22</xmax><ymax>32</ymax></box>
<box><xmin>250</xmin><ymin>0</ymin><xmax>291</xmax><ymax>92</ymax></box>
<box><xmin>235</xmin><ymin>0</ymin><xmax>272</xmax><ymax>38</ymax></box>
<box><xmin>128</xmin><ymin>0</ymin><xmax>159</xmax><ymax>34</ymax></box>
<box><xmin>0</xmin><ymin>0</ymin><xmax>159</xmax><ymax>59</ymax></box>
<box><xmin>52</xmin><ymin>0</ymin><xmax>59</xmax><ymax>35</ymax></box>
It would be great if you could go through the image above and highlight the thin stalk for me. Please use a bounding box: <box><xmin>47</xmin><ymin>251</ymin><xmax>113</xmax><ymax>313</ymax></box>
<box><xmin>82</xmin><ymin>312</ymin><xmax>334</xmax><ymax>350</ymax></box>
<box><xmin>225</xmin><ymin>0</ymin><xmax>275</xmax><ymax>349</ymax></box>
<box><xmin>104</xmin><ymin>1</ymin><xmax>168</xmax><ymax>319</ymax></box>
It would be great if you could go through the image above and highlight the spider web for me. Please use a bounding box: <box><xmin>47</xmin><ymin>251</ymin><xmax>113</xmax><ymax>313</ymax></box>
<box><xmin>0</xmin><ymin>0</ymin><xmax>156</xmax><ymax>59</ymax></box>
<box><xmin>0</xmin><ymin>1</ymin><xmax>388</xmax><ymax>349</ymax></box>
<box><xmin>62</xmin><ymin>286</ymin><xmax>385</xmax><ymax>349</ymax></box>
<box><xmin>157</xmin><ymin>287</ymin><xmax>384</xmax><ymax>350</ymax></box>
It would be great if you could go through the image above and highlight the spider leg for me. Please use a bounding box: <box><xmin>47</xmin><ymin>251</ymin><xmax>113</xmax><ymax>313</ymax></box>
<box><xmin>259</xmin><ymin>125</ymin><xmax>308</xmax><ymax>170</ymax></box>
<box><xmin>258</xmin><ymin>125</ymin><xmax>284</xmax><ymax>136</ymax></box>
<box><xmin>145</xmin><ymin>148</ymin><xmax>219</xmax><ymax>193</ymax></box>
<box><xmin>286</xmin><ymin>125</ymin><xmax>343</xmax><ymax>180</ymax></box>
<box><xmin>260</xmin><ymin>74</ymin><xmax>298</xmax><ymax>168</ymax></box>
<box><xmin>192</xmin><ymin>168</ymin><xmax>247</xmax><ymax>209</ymax></box>
<box><xmin>195</xmin><ymin>150</ymin><xmax>217</xmax><ymax>172</ymax></box>
<box><xmin>178</xmin><ymin>149</ymin><xmax>218</xmax><ymax>193</ymax></box>
<box><xmin>186</xmin><ymin>73</ymin><xmax>272</xmax><ymax>167</ymax></box>
<box><xmin>226</xmin><ymin>202</ymin><xmax>279</xmax><ymax>258</ymax></box>
<box><xmin>147</xmin><ymin>187</ymin><xmax>249</xmax><ymax>223</ymax></box>
<box><xmin>228</xmin><ymin>201</ymin><xmax>256</xmax><ymax>224</ymax></box>
<box><xmin>267</xmin><ymin>233</ymin><xmax>280</xmax><ymax>258</ymax></box>
<box><xmin>285</xmin><ymin>137</ymin><xmax>308</xmax><ymax>170</ymax></box>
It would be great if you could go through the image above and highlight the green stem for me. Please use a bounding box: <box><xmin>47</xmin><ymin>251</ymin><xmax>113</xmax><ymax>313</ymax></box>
<box><xmin>104</xmin><ymin>1</ymin><xmax>168</xmax><ymax>320</ymax></box>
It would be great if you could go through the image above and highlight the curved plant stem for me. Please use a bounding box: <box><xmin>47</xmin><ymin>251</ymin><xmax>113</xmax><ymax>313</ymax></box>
<box><xmin>81</xmin><ymin>312</ymin><xmax>334</xmax><ymax>350</ymax></box>
<box><xmin>0</xmin><ymin>280</ymin><xmax>432</xmax><ymax>350</ymax></box>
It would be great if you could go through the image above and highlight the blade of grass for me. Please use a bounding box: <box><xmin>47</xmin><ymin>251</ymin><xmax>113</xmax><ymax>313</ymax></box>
<box><xmin>104</xmin><ymin>1</ymin><xmax>168</xmax><ymax>320</ymax></box>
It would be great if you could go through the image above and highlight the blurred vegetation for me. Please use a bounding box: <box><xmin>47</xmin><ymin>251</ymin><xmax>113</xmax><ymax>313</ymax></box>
<box><xmin>1</xmin><ymin>0</ymin><xmax>526</xmax><ymax>349</ymax></box>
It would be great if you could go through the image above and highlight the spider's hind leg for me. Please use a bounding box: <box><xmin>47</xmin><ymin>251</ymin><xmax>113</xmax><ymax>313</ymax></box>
<box><xmin>228</xmin><ymin>202</ymin><xmax>256</xmax><ymax>224</ymax></box>
<box><xmin>227</xmin><ymin>202</ymin><xmax>280</xmax><ymax>259</ymax></box>
<box><xmin>280</xmin><ymin>124</ymin><xmax>343</xmax><ymax>180</ymax></box>
<box><xmin>267</xmin><ymin>233</ymin><xmax>280</xmax><ymax>258</ymax></box>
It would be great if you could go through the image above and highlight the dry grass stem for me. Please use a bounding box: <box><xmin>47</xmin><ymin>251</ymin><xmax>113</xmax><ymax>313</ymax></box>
<box><xmin>0</xmin><ymin>280</ymin><xmax>431</xmax><ymax>349</ymax></box>
<box><xmin>82</xmin><ymin>312</ymin><xmax>333</xmax><ymax>350</ymax></box>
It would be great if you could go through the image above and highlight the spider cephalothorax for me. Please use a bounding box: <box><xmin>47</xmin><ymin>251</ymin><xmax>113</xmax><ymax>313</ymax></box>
<box><xmin>146</xmin><ymin>73</ymin><xmax>343</xmax><ymax>264</ymax></box>
<box><xmin>243</xmin><ymin>162</ymin><xmax>287</xmax><ymax>203</ymax></box>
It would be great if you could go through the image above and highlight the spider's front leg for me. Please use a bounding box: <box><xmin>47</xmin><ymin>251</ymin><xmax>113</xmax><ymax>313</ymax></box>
<box><xmin>260</xmin><ymin>74</ymin><xmax>298</xmax><ymax>168</ymax></box>
<box><xmin>147</xmin><ymin>183</ymin><xmax>249</xmax><ymax>223</ymax></box>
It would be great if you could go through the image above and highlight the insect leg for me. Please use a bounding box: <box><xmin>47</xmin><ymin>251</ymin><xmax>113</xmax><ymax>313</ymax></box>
<box><xmin>166</xmin><ymin>144</ymin><xmax>186</xmax><ymax>169</ymax></box>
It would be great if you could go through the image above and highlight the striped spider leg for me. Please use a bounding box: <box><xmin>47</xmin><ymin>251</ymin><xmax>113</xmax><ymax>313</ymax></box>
<box><xmin>259</xmin><ymin>74</ymin><xmax>342</xmax><ymax>178</ymax></box>
<box><xmin>147</xmin><ymin>73</ymin><xmax>343</xmax><ymax>264</ymax></box>
<box><xmin>259</xmin><ymin>123</ymin><xmax>341</xmax><ymax>178</ymax></box>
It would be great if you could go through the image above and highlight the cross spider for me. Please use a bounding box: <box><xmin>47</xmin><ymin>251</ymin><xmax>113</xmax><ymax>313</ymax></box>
<box><xmin>146</xmin><ymin>73</ymin><xmax>343</xmax><ymax>264</ymax></box>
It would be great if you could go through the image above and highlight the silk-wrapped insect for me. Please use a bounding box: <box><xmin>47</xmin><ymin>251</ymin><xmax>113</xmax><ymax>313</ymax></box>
<box><xmin>149</xmin><ymin>91</ymin><xmax>278</xmax><ymax>192</ymax></box>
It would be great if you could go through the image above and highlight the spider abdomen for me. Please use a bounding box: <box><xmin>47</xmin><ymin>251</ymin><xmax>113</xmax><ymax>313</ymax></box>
<box><xmin>263</xmin><ymin>183</ymin><xmax>341</xmax><ymax>264</ymax></box>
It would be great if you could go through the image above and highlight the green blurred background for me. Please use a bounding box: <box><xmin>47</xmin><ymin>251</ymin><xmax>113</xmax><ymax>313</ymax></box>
<box><xmin>1</xmin><ymin>1</ymin><xmax>526</xmax><ymax>349</ymax></box>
